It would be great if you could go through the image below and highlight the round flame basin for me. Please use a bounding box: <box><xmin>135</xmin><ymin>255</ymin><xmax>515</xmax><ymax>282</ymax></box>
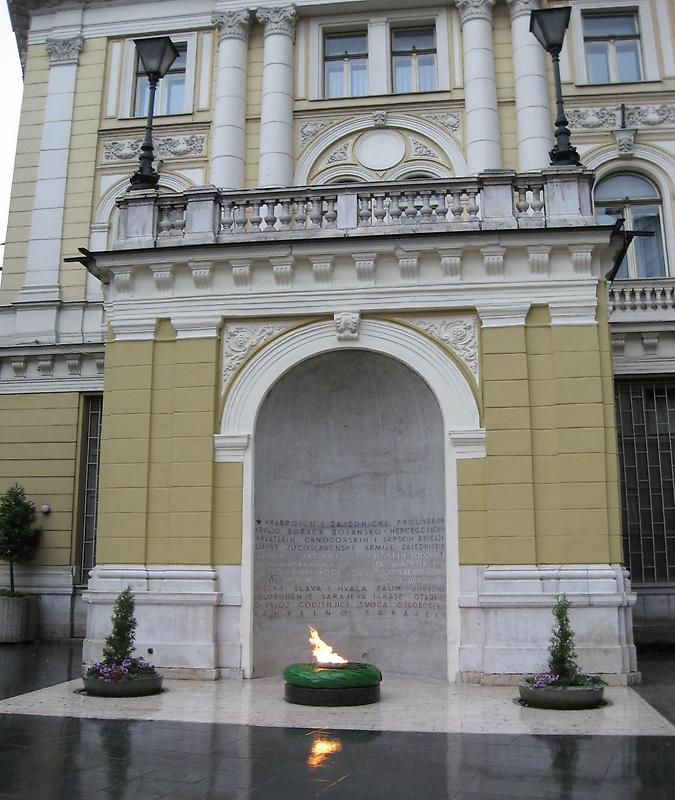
<box><xmin>283</xmin><ymin>662</ymin><xmax>382</xmax><ymax>706</ymax></box>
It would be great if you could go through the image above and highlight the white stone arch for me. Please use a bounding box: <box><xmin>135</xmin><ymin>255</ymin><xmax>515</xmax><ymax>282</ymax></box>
<box><xmin>386</xmin><ymin>161</ymin><xmax>454</xmax><ymax>180</ymax></box>
<box><xmin>216</xmin><ymin>318</ymin><xmax>484</xmax><ymax>681</ymax></box>
<box><xmin>584</xmin><ymin>145</ymin><xmax>675</xmax><ymax>277</ymax></box>
<box><xmin>313</xmin><ymin>165</ymin><xmax>380</xmax><ymax>184</ymax></box>
<box><xmin>89</xmin><ymin>172</ymin><xmax>194</xmax><ymax>251</ymax></box>
<box><xmin>295</xmin><ymin>113</ymin><xmax>467</xmax><ymax>185</ymax></box>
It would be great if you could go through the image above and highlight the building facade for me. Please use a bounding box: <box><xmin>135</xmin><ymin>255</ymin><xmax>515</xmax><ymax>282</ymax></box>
<box><xmin>1</xmin><ymin>0</ymin><xmax>673</xmax><ymax>680</ymax></box>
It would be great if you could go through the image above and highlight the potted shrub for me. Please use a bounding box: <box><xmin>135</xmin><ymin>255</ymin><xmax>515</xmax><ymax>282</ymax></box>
<box><xmin>0</xmin><ymin>484</ymin><xmax>42</xmax><ymax>643</ymax></box>
<box><xmin>83</xmin><ymin>587</ymin><xmax>163</xmax><ymax>697</ymax></box>
<box><xmin>519</xmin><ymin>596</ymin><xmax>606</xmax><ymax>710</ymax></box>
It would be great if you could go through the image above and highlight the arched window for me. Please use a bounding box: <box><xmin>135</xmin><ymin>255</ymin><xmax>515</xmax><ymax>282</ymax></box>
<box><xmin>595</xmin><ymin>173</ymin><xmax>666</xmax><ymax>278</ymax></box>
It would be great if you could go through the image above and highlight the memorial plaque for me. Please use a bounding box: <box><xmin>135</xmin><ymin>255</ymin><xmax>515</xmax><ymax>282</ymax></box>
<box><xmin>253</xmin><ymin>351</ymin><xmax>446</xmax><ymax>678</ymax></box>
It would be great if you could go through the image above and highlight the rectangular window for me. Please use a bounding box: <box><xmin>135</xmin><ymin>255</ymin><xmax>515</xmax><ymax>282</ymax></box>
<box><xmin>76</xmin><ymin>396</ymin><xmax>102</xmax><ymax>586</ymax></box>
<box><xmin>133</xmin><ymin>43</ymin><xmax>188</xmax><ymax>116</ymax></box>
<box><xmin>582</xmin><ymin>12</ymin><xmax>642</xmax><ymax>83</ymax></box>
<box><xmin>392</xmin><ymin>27</ymin><xmax>437</xmax><ymax>93</ymax></box>
<box><xmin>324</xmin><ymin>32</ymin><xmax>368</xmax><ymax>98</ymax></box>
<box><xmin>615</xmin><ymin>380</ymin><xmax>675</xmax><ymax>584</ymax></box>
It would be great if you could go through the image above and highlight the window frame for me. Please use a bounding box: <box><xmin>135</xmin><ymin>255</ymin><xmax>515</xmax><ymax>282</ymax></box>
<box><xmin>75</xmin><ymin>394</ymin><xmax>103</xmax><ymax>587</ymax></box>
<box><xmin>594</xmin><ymin>173</ymin><xmax>667</xmax><ymax>279</ymax></box>
<box><xmin>323</xmin><ymin>30</ymin><xmax>369</xmax><ymax>99</ymax></box>
<box><xmin>569</xmin><ymin>1</ymin><xmax>660</xmax><ymax>86</ymax></box>
<box><xmin>582</xmin><ymin>11</ymin><xmax>643</xmax><ymax>84</ymax></box>
<box><xmin>118</xmin><ymin>32</ymin><xmax>197</xmax><ymax>119</ymax></box>
<box><xmin>390</xmin><ymin>26</ymin><xmax>438</xmax><ymax>94</ymax></box>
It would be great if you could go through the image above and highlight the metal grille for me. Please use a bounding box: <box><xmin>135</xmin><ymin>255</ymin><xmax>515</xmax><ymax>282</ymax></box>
<box><xmin>77</xmin><ymin>395</ymin><xmax>102</xmax><ymax>586</ymax></box>
<box><xmin>615</xmin><ymin>380</ymin><xmax>675</xmax><ymax>583</ymax></box>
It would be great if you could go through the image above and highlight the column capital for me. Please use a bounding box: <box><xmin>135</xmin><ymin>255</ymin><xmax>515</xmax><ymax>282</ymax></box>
<box><xmin>45</xmin><ymin>36</ymin><xmax>83</xmax><ymax>66</ymax></box>
<box><xmin>506</xmin><ymin>0</ymin><xmax>540</xmax><ymax>22</ymax></box>
<box><xmin>455</xmin><ymin>0</ymin><xmax>495</xmax><ymax>26</ymax></box>
<box><xmin>256</xmin><ymin>5</ymin><xmax>297</xmax><ymax>38</ymax></box>
<box><xmin>212</xmin><ymin>10</ymin><xmax>251</xmax><ymax>42</ymax></box>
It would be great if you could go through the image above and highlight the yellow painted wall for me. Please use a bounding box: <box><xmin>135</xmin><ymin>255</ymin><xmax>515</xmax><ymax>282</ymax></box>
<box><xmin>245</xmin><ymin>24</ymin><xmax>264</xmax><ymax>187</ymax></box>
<box><xmin>0</xmin><ymin>392</ymin><xmax>80</xmax><ymax>566</ymax></box>
<box><xmin>0</xmin><ymin>44</ymin><xmax>47</xmax><ymax>305</ymax></box>
<box><xmin>458</xmin><ymin>300</ymin><xmax>622</xmax><ymax>565</ymax></box>
<box><xmin>97</xmin><ymin>324</ymin><xmax>243</xmax><ymax>566</ymax></box>
<box><xmin>59</xmin><ymin>37</ymin><xmax>107</xmax><ymax>302</ymax></box>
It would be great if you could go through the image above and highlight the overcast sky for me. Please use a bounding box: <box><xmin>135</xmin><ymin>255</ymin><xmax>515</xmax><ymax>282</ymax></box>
<box><xmin>0</xmin><ymin>2</ymin><xmax>25</xmax><ymax>270</ymax></box>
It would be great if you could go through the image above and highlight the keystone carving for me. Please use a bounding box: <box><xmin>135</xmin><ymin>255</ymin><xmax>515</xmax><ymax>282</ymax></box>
<box><xmin>334</xmin><ymin>312</ymin><xmax>360</xmax><ymax>341</ymax></box>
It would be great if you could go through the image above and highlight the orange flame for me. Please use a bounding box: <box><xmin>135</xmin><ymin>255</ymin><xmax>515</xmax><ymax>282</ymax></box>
<box><xmin>308</xmin><ymin>735</ymin><xmax>342</xmax><ymax>767</ymax></box>
<box><xmin>308</xmin><ymin>626</ymin><xmax>348</xmax><ymax>666</ymax></box>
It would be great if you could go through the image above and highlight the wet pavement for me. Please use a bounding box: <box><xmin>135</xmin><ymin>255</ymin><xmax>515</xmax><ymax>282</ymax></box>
<box><xmin>0</xmin><ymin>640</ymin><xmax>82</xmax><ymax>701</ymax></box>
<box><xmin>0</xmin><ymin>642</ymin><xmax>673</xmax><ymax>800</ymax></box>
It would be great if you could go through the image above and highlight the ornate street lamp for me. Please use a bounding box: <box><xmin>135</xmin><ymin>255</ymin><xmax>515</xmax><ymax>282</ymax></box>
<box><xmin>529</xmin><ymin>7</ymin><xmax>581</xmax><ymax>167</ymax></box>
<box><xmin>129</xmin><ymin>36</ymin><xmax>180</xmax><ymax>190</ymax></box>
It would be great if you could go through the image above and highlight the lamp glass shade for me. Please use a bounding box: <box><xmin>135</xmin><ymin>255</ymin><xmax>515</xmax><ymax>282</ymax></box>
<box><xmin>529</xmin><ymin>7</ymin><xmax>572</xmax><ymax>52</ymax></box>
<box><xmin>134</xmin><ymin>36</ymin><xmax>179</xmax><ymax>78</ymax></box>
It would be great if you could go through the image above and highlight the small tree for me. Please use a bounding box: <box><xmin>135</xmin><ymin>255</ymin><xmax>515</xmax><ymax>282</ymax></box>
<box><xmin>547</xmin><ymin>596</ymin><xmax>579</xmax><ymax>684</ymax></box>
<box><xmin>102</xmin><ymin>587</ymin><xmax>137</xmax><ymax>665</ymax></box>
<box><xmin>0</xmin><ymin>484</ymin><xmax>42</xmax><ymax>595</ymax></box>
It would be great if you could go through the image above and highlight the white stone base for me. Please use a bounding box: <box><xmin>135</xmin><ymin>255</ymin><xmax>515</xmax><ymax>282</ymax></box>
<box><xmin>0</xmin><ymin>565</ymin><xmax>79</xmax><ymax>639</ymax></box>
<box><xmin>458</xmin><ymin>564</ymin><xmax>638</xmax><ymax>683</ymax></box>
<box><xmin>83</xmin><ymin>564</ymin><xmax>242</xmax><ymax>676</ymax></box>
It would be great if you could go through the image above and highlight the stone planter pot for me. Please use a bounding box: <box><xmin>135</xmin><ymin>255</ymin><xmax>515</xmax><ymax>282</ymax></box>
<box><xmin>82</xmin><ymin>673</ymin><xmax>163</xmax><ymax>697</ymax></box>
<box><xmin>518</xmin><ymin>683</ymin><xmax>604</xmax><ymax>710</ymax></box>
<box><xmin>0</xmin><ymin>595</ymin><xmax>39</xmax><ymax>643</ymax></box>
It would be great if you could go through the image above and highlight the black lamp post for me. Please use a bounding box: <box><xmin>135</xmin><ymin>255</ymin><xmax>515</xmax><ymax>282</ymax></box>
<box><xmin>129</xmin><ymin>36</ymin><xmax>180</xmax><ymax>190</ymax></box>
<box><xmin>530</xmin><ymin>7</ymin><xmax>581</xmax><ymax>167</ymax></box>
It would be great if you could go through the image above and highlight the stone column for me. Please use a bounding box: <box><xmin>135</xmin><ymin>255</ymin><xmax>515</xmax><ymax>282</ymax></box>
<box><xmin>456</xmin><ymin>0</ymin><xmax>501</xmax><ymax>174</ymax></box>
<box><xmin>256</xmin><ymin>6</ymin><xmax>296</xmax><ymax>188</ymax></box>
<box><xmin>19</xmin><ymin>36</ymin><xmax>83</xmax><ymax>303</ymax></box>
<box><xmin>211</xmin><ymin>11</ymin><xmax>250</xmax><ymax>189</ymax></box>
<box><xmin>507</xmin><ymin>0</ymin><xmax>552</xmax><ymax>171</ymax></box>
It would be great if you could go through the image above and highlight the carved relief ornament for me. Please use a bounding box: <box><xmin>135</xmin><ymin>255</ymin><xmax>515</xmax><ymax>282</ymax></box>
<box><xmin>455</xmin><ymin>0</ymin><xmax>495</xmax><ymax>25</ymax></box>
<box><xmin>103</xmin><ymin>135</ymin><xmax>206</xmax><ymax>162</ymax></box>
<box><xmin>256</xmin><ymin>6</ymin><xmax>297</xmax><ymax>38</ymax></box>
<box><xmin>212</xmin><ymin>10</ymin><xmax>251</xmax><ymax>42</ymax></box>
<box><xmin>222</xmin><ymin>321</ymin><xmax>293</xmax><ymax>386</ymax></box>
<box><xmin>46</xmin><ymin>36</ymin><xmax>83</xmax><ymax>66</ymax></box>
<box><xmin>506</xmin><ymin>0</ymin><xmax>540</xmax><ymax>21</ymax></box>
<box><xmin>300</xmin><ymin>119</ymin><xmax>337</xmax><ymax>147</ymax></box>
<box><xmin>397</xmin><ymin>315</ymin><xmax>479</xmax><ymax>381</ymax></box>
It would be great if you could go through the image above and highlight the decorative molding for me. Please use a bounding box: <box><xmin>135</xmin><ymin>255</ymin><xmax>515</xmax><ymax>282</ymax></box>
<box><xmin>300</xmin><ymin>119</ymin><xmax>337</xmax><ymax>147</ymax></box>
<box><xmin>611</xmin><ymin>334</ymin><xmax>626</xmax><ymax>356</ymax></box>
<box><xmin>612</xmin><ymin>129</ymin><xmax>636</xmax><ymax>157</ymax></box>
<box><xmin>213</xmin><ymin>434</ymin><xmax>250</xmax><ymax>462</ymax></box>
<box><xmin>449</xmin><ymin>429</ymin><xmax>486</xmax><ymax>459</ymax></box>
<box><xmin>270</xmin><ymin>256</ymin><xmax>294</xmax><ymax>287</ymax></box>
<box><xmin>231</xmin><ymin>259</ymin><xmax>252</xmax><ymax>289</ymax></box>
<box><xmin>36</xmin><ymin>356</ymin><xmax>54</xmax><ymax>377</ymax></box>
<box><xmin>527</xmin><ymin>246</ymin><xmax>551</xmax><ymax>276</ymax></box>
<box><xmin>0</xmin><ymin>349</ymin><xmax>105</xmax><ymax>393</ymax></box>
<box><xmin>212</xmin><ymin>10</ymin><xmax>251</xmax><ymax>42</ymax></box>
<box><xmin>477</xmin><ymin>304</ymin><xmax>531</xmax><ymax>328</ymax></box>
<box><xmin>569</xmin><ymin>245</ymin><xmax>593</xmax><ymax>276</ymax></box>
<box><xmin>439</xmin><ymin>248</ymin><xmax>463</xmax><ymax>279</ymax></box>
<box><xmin>150</xmin><ymin>265</ymin><xmax>174</xmax><ymax>293</ymax></box>
<box><xmin>411</xmin><ymin>138</ymin><xmax>439</xmax><ymax>159</ymax></box>
<box><xmin>396</xmin><ymin>250</ymin><xmax>419</xmax><ymax>281</ymax></box>
<box><xmin>256</xmin><ymin>6</ymin><xmax>297</xmax><ymax>39</ymax></box>
<box><xmin>352</xmin><ymin>252</ymin><xmax>377</xmax><ymax>284</ymax></box>
<box><xmin>567</xmin><ymin>104</ymin><xmax>675</xmax><ymax>130</ymax></box>
<box><xmin>401</xmin><ymin>315</ymin><xmax>479</xmax><ymax>381</ymax></box>
<box><xmin>423</xmin><ymin>112</ymin><xmax>461</xmax><ymax>134</ymax></box>
<box><xmin>66</xmin><ymin>355</ymin><xmax>82</xmax><ymax>376</ymax></box>
<box><xmin>334</xmin><ymin>312</ymin><xmax>360</xmax><ymax>341</ymax></box>
<box><xmin>171</xmin><ymin>314</ymin><xmax>222</xmax><ymax>340</ymax></box>
<box><xmin>103</xmin><ymin>135</ymin><xmax>206</xmax><ymax>162</ymax></box>
<box><xmin>46</xmin><ymin>36</ymin><xmax>83</xmax><ymax>66</ymax></box>
<box><xmin>112</xmin><ymin>269</ymin><xmax>132</xmax><ymax>295</ymax></box>
<box><xmin>641</xmin><ymin>333</ymin><xmax>659</xmax><ymax>356</ymax></box>
<box><xmin>222</xmin><ymin>322</ymin><xmax>291</xmax><ymax>387</ymax></box>
<box><xmin>506</xmin><ymin>0</ymin><xmax>539</xmax><ymax>21</ymax></box>
<box><xmin>309</xmin><ymin>255</ymin><xmax>333</xmax><ymax>284</ymax></box>
<box><xmin>455</xmin><ymin>0</ymin><xmax>495</xmax><ymax>25</ymax></box>
<box><xmin>372</xmin><ymin>110</ymin><xmax>388</xmax><ymax>127</ymax></box>
<box><xmin>189</xmin><ymin>260</ymin><xmax>213</xmax><ymax>292</ymax></box>
<box><xmin>11</xmin><ymin>357</ymin><xmax>26</xmax><ymax>378</ymax></box>
<box><xmin>95</xmin><ymin>355</ymin><xmax>105</xmax><ymax>375</ymax></box>
<box><xmin>549</xmin><ymin>300</ymin><xmax>597</xmax><ymax>326</ymax></box>
<box><xmin>324</xmin><ymin>142</ymin><xmax>350</xmax><ymax>164</ymax></box>
<box><xmin>481</xmin><ymin>245</ymin><xmax>505</xmax><ymax>277</ymax></box>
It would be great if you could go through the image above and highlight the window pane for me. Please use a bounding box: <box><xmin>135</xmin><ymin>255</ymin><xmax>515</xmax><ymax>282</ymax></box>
<box><xmin>325</xmin><ymin>32</ymin><xmax>367</xmax><ymax>57</ymax></box>
<box><xmin>583</xmin><ymin>14</ymin><xmax>638</xmax><ymax>37</ymax></box>
<box><xmin>170</xmin><ymin>46</ymin><xmax>187</xmax><ymax>71</ymax></box>
<box><xmin>632</xmin><ymin>206</ymin><xmax>666</xmax><ymax>278</ymax></box>
<box><xmin>586</xmin><ymin>42</ymin><xmax>611</xmax><ymax>83</ymax></box>
<box><xmin>418</xmin><ymin>54</ymin><xmax>436</xmax><ymax>91</ymax></box>
<box><xmin>134</xmin><ymin>75</ymin><xmax>152</xmax><ymax>117</ymax></box>
<box><xmin>393</xmin><ymin>28</ymin><xmax>435</xmax><ymax>52</ymax></box>
<box><xmin>393</xmin><ymin>55</ymin><xmax>412</xmax><ymax>93</ymax></box>
<box><xmin>616</xmin><ymin>40</ymin><xmax>642</xmax><ymax>82</ymax></box>
<box><xmin>164</xmin><ymin>73</ymin><xmax>185</xmax><ymax>114</ymax></box>
<box><xmin>595</xmin><ymin>174</ymin><xmax>658</xmax><ymax>202</ymax></box>
<box><xmin>350</xmin><ymin>59</ymin><xmax>367</xmax><ymax>96</ymax></box>
<box><xmin>325</xmin><ymin>60</ymin><xmax>344</xmax><ymax>98</ymax></box>
<box><xmin>596</xmin><ymin>206</ymin><xmax>628</xmax><ymax>277</ymax></box>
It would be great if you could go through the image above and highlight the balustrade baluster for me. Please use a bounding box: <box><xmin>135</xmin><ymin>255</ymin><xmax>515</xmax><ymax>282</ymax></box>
<box><xmin>250</xmin><ymin>200</ymin><xmax>262</xmax><ymax>232</ymax></box>
<box><xmin>515</xmin><ymin>188</ymin><xmax>528</xmax><ymax>218</ymax></box>
<box><xmin>294</xmin><ymin>198</ymin><xmax>307</xmax><ymax>229</ymax></box>
<box><xmin>263</xmin><ymin>200</ymin><xmax>276</xmax><ymax>232</ymax></box>
<box><xmin>309</xmin><ymin>197</ymin><xmax>322</xmax><ymax>228</ymax></box>
<box><xmin>466</xmin><ymin>189</ymin><xmax>479</xmax><ymax>222</ymax></box>
<box><xmin>435</xmin><ymin>191</ymin><xmax>448</xmax><ymax>221</ymax></box>
<box><xmin>530</xmin><ymin>186</ymin><xmax>544</xmax><ymax>219</ymax></box>
<box><xmin>158</xmin><ymin>205</ymin><xmax>172</xmax><ymax>236</ymax></box>
<box><xmin>419</xmin><ymin>191</ymin><xmax>433</xmax><ymax>223</ymax></box>
<box><xmin>449</xmin><ymin>191</ymin><xmax>463</xmax><ymax>223</ymax></box>
<box><xmin>373</xmin><ymin>193</ymin><xmax>386</xmax><ymax>225</ymax></box>
<box><xmin>233</xmin><ymin>201</ymin><xmax>247</xmax><ymax>233</ymax></box>
<box><xmin>278</xmin><ymin>199</ymin><xmax>291</xmax><ymax>230</ymax></box>
<box><xmin>324</xmin><ymin>196</ymin><xmax>337</xmax><ymax>228</ymax></box>
<box><xmin>358</xmin><ymin>195</ymin><xmax>372</xmax><ymax>227</ymax></box>
<box><xmin>221</xmin><ymin>200</ymin><xmax>234</xmax><ymax>234</ymax></box>
<box><xmin>389</xmin><ymin>194</ymin><xmax>402</xmax><ymax>225</ymax></box>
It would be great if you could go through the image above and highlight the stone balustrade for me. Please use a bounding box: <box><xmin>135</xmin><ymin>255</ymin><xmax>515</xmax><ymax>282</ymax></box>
<box><xmin>609</xmin><ymin>278</ymin><xmax>675</xmax><ymax>318</ymax></box>
<box><xmin>113</xmin><ymin>168</ymin><xmax>595</xmax><ymax>251</ymax></box>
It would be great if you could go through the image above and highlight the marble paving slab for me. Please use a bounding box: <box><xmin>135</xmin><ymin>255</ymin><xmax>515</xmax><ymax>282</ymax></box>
<box><xmin>1</xmin><ymin>675</ymin><xmax>673</xmax><ymax>737</ymax></box>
